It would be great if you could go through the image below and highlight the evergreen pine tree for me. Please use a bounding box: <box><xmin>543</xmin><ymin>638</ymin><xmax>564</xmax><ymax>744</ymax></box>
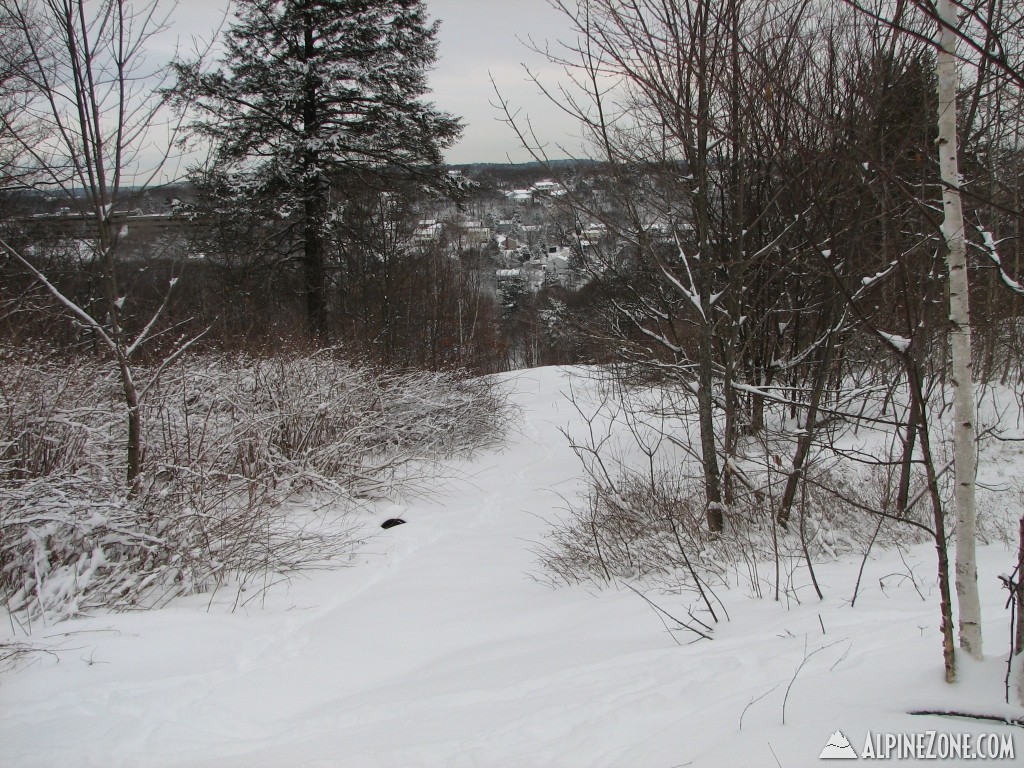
<box><xmin>174</xmin><ymin>0</ymin><xmax>462</xmax><ymax>340</ymax></box>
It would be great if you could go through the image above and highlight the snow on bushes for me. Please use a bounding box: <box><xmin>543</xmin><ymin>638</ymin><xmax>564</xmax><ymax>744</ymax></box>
<box><xmin>537</xmin><ymin>369</ymin><xmax>1021</xmax><ymax>595</ymax></box>
<box><xmin>0</xmin><ymin>350</ymin><xmax>510</xmax><ymax>625</ymax></box>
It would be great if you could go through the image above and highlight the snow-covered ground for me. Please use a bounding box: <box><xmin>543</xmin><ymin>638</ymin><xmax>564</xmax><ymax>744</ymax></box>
<box><xmin>2</xmin><ymin>367</ymin><xmax>1022</xmax><ymax>767</ymax></box>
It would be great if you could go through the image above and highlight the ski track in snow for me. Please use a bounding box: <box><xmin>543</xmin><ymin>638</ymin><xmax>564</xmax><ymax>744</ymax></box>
<box><xmin>2</xmin><ymin>366</ymin><xmax>1022</xmax><ymax>767</ymax></box>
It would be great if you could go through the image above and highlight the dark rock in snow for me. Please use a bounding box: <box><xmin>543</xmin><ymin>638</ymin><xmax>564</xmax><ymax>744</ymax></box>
<box><xmin>380</xmin><ymin>518</ymin><xmax>406</xmax><ymax>529</ymax></box>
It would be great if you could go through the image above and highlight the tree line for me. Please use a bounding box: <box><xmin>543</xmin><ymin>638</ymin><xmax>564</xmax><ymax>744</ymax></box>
<box><xmin>503</xmin><ymin>0</ymin><xmax>1023</xmax><ymax>690</ymax></box>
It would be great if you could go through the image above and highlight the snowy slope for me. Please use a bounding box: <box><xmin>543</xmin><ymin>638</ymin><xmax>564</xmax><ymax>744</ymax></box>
<box><xmin>2</xmin><ymin>367</ymin><xmax>1021</xmax><ymax>767</ymax></box>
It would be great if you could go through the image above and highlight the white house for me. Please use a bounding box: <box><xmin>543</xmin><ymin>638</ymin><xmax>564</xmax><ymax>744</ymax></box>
<box><xmin>505</xmin><ymin>189</ymin><xmax>533</xmax><ymax>204</ymax></box>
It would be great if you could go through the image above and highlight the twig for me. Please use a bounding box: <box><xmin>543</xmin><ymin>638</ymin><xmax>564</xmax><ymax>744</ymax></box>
<box><xmin>1000</xmin><ymin>559</ymin><xmax>1021</xmax><ymax>704</ymax></box>
<box><xmin>739</xmin><ymin>684</ymin><xmax>779</xmax><ymax>731</ymax></box>
<box><xmin>782</xmin><ymin>638</ymin><xmax>846</xmax><ymax>724</ymax></box>
<box><xmin>622</xmin><ymin>583</ymin><xmax>713</xmax><ymax>641</ymax></box>
<box><xmin>851</xmin><ymin>515</ymin><xmax>885</xmax><ymax>607</ymax></box>
<box><xmin>829</xmin><ymin>641</ymin><xmax>852</xmax><ymax>672</ymax></box>
<box><xmin>908</xmin><ymin>710</ymin><xmax>1024</xmax><ymax>729</ymax></box>
<box><xmin>687</xmin><ymin>608</ymin><xmax>714</xmax><ymax>634</ymax></box>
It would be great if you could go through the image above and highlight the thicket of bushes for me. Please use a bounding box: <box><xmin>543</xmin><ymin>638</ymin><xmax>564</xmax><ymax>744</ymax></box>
<box><xmin>0</xmin><ymin>348</ymin><xmax>510</xmax><ymax>625</ymax></box>
<box><xmin>537</xmin><ymin>370</ymin><xmax>1022</xmax><ymax>604</ymax></box>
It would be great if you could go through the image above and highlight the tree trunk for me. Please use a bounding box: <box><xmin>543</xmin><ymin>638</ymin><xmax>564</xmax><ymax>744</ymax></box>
<box><xmin>122</xmin><ymin>362</ymin><xmax>142</xmax><ymax>488</ymax></box>
<box><xmin>302</xmin><ymin>13</ymin><xmax>328</xmax><ymax>343</ymax></box>
<box><xmin>895</xmin><ymin>383</ymin><xmax>919</xmax><ymax>515</ymax></box>
<box><xmin>910</xmin><ymin>360</ymin><xmax>958</xmax><ymax>682</ymax></box>
<box><xmin>692</xmin><ymin>15</ymin><xmax>724</xmax><ymax>534</ymax></box>
<box><xmin>98</xmin><ymin>202</ymin><xmax>144</xmax><ymax>488</ymax></box>
<box><xmin>693</xmin><ymin>155</ymin><xmax>724</xmax><ymax>533</ymax></box>
<box><xmin>1015</xmin><ymin>515</ymin><xmax>1023</xmax><ymax>703</ymax></box>
<box><xmin>1016</xmin><ymin>515</ymin><xmax>1024</xmax><ymax>656</ymax></box>
<box><xmin>936</xmin><ymin>0</ymin><xmax>983</xmax><ymax>660</ymax></box>
<box><xmin>777</xmin><ymin>325</ymin><xmax>836</xmax><ymax>528</ymax></box>
<box><xmin>698</xmin><ymin>311</ymin><xmax>724</xmax><ymax>533</ymax></box>
<box><xmin>303</xmin><ymin>194</ymin><xmax>328</xmax><ymax>342</ymax></box>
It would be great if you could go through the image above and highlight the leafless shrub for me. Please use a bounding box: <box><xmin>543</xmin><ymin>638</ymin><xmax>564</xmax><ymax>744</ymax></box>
<box><xmin>0</xmin><ymin>349</ymin><xmax>510</xmax><ymax>625</ymax></box>
<box><xmin>0</xmin><ymin>639</ymin><xmax>54</xmax><ymax>672</ymax></box>
<box><xmin>539</xmin><ymin>380</ymin><xmax>937</xmax><ymax>596</ymax></box>
<box><xmin>539</xmin><ymin>470</ymin><xmax>721</xmax><ymax>586</ymax></box>
<box><xmin>143</xmin><ymin>354</ymin><xmax>509</xmax><ymax>499</ymax></box>
<box><xmin>0</xmin><ymin>351</ymin><xmax>120</xmax><ymax>482</ymax></box>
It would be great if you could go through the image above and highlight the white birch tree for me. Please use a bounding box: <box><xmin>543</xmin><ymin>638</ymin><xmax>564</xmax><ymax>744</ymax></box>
<box><xmin>935</xmin><ymin>0</ymin><xmax>983</xmax><ymax>661</ymax></box>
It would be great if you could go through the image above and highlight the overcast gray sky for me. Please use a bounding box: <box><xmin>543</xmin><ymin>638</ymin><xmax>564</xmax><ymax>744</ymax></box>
<box><xmin>161</xmin><ymin>0</ymin><xmax>584</xmax><ymax>165</ymax></box>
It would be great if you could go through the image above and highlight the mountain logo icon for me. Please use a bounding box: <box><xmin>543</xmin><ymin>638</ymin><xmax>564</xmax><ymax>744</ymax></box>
<box><xmin>819</xmin><ymin>730</ymin><xmax>858</xmax><ymax>759</ymax></box>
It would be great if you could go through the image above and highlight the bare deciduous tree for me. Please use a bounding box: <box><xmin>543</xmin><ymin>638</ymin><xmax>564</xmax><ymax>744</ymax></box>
<box><xmin>0</xmin><ymin>0</ymin><xmax>202</xmax><ymax>487</ymax></box>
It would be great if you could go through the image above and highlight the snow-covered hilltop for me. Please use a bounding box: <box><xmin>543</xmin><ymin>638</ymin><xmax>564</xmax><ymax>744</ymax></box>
<box><xmin>2</xmin><ymin>367</ymin><xmax>1020</xmax><ymax>767</ymax></box>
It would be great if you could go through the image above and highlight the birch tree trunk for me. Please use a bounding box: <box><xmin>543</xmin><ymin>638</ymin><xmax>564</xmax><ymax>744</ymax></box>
<box><xmin>936</xmin><ymin>0</ymin><xmax>983</xmax><ymax>660</ymax></box>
